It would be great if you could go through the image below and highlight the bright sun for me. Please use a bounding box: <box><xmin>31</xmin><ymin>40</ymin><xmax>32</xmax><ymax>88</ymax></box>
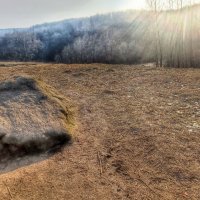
<box><xmin>119</xmin><ymin>0</ymin><xmax>146</xmax><ymax>10</ymax></box>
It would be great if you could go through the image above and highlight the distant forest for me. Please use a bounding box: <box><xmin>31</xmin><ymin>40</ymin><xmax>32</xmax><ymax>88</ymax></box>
<box><xmin>0</xmin><ymin>4</ymin><xmax>199</xmax><ymax>67</ymax></box>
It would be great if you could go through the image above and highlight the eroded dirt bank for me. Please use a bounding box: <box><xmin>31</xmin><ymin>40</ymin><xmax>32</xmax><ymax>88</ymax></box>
<box><xmin>0</xmin><ymin>63</ymin><xmax>199</xmax><ymax>200</ymax></box>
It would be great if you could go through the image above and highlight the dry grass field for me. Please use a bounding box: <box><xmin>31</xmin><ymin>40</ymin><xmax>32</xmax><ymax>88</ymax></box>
<box><xmin>0</xmin><ymin>62</ymin><xmax>199</xmax><ymax>200</ymax></box>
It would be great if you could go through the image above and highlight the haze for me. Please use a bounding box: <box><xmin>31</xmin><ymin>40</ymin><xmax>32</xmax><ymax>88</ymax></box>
<box><xmin>0</xmin><ymin>0</ymin><xmax>146</xmax><ymax>28</ymax></box>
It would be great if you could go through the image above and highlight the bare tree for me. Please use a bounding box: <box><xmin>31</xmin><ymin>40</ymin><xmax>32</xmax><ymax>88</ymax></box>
<box><xmin>146</xmin><ymin>0</ymin><xmax>164</xmax><ymax>67</ymax></box>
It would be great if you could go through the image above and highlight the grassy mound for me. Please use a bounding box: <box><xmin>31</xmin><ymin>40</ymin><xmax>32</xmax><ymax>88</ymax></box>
<box><xmin>0</xmin><ymin>76</ymin><xmax>73</xmax><ymax>171</ymax></box>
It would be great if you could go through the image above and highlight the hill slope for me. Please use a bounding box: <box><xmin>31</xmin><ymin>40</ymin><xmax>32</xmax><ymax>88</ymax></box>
<box><xmin>0</xmin><ymin>5</ymin><xmax>199</xmax><ymax>67</ymax></box>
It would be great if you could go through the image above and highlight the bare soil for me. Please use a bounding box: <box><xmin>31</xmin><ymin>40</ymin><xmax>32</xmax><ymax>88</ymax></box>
<box><xmin>0</xmin><ymin>62</ymin><xmax>199</xmax><ymax>200</ymax></box>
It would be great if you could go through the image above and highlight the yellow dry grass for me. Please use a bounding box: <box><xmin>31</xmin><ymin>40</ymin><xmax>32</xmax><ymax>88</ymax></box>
<box><xmin>0</xmin><ymin>62</ymin><xmax>199</xmax><ymax>200</ymax></box>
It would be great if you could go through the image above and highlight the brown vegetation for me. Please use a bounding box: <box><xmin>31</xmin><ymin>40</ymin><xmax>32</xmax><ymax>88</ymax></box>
<box><xmin>0</xmin><ymin>62</ymin><xmax>199</xmax><ymax>199</ymax></box>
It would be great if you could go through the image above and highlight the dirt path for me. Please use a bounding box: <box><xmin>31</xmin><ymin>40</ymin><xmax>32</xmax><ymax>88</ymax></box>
<box><xmin>0</xmin><ymin>63</ymin><xmax>199</xmax><ymax>199</ymax></box>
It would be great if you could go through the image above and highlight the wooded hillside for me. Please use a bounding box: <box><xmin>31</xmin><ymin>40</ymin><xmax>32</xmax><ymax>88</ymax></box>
<box><xmin>0</xmin><ymin>4</ymin><xmax>199</xmax><ymax>67</ymax></box>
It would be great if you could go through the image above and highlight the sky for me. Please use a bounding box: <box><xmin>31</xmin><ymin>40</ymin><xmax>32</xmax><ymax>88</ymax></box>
<box><xmin>0</xmin><ymin>0</ymin><xmax>147</xmax><ymax>28</ymax></box>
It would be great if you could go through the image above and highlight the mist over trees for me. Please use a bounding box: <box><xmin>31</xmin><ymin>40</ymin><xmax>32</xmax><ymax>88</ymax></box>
<box><xmin>0</xmin><ymin>32</ymin><xmax>43</xmax><ymax>61</ymax></box>
<box><xmin>0</xmin><ymin>3</ymin><xmax>199</xmax><ymax>67</ymax></box>
<box><xmin>146</xmin><ymin>0</ymin><xmax>200</xmax><ymax>67</ymax></box>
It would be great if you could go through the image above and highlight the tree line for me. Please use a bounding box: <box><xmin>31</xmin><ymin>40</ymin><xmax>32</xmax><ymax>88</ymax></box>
<box><xmin>0</xmin><ymin>4</ymin><xmax>199</xmax><ymax>68</ymax></box>
<box><xmin>146</xmin><ymin>0</ymin><xmax>200</xmax><ymax>67</ymax></box>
